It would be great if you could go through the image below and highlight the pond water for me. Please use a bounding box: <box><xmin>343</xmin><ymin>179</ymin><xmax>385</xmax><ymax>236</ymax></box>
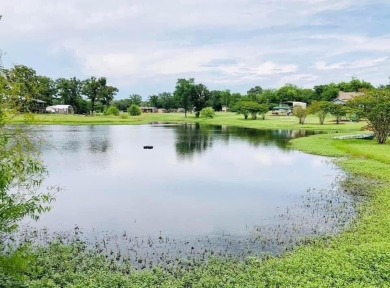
<box><xmin>22</xmin><ymin>124</ymin><xmax>357</xmax><ymax>268</ymax></box>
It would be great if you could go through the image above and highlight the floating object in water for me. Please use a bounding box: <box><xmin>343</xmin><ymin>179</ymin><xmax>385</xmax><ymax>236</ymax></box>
<box><xmin>143</xmin><ymin>146</ymin><xmax>153</xmax><ymax>149</ymax></box>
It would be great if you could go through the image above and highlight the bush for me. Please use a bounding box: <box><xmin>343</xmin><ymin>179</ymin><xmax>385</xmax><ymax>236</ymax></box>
<box><xmin>292</xmin><ymin>106</ymin><xmax>308</xmax><ymax>124</ymax></box>
<box><xmin>200</xmin><ymin>107</ymin><xmax>215</xmax><ymax>119</ymax></box>
<box><xmin>128</xmin><ymin>104</ymin><xmax>141</xmax><ymax>116</ymax></box>
<box><xmin>104</xmin><ymin>106</ymin><xmax>120</xmax><ymax>116</ymax></box>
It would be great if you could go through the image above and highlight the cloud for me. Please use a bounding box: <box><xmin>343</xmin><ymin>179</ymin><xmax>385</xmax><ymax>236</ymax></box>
<box><xmin>0</xmin><ymin>0</ymin><xmax>389</xmax><ymax>96</ymax></box>
<box><xmin>315</xmin><ymin>57</ymin><xmax>388</xmax><ymax>71</ymax></box>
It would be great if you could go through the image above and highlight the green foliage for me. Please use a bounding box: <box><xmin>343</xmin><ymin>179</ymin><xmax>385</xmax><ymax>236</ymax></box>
<box><xmin>129</xmin><ymin>94</ymin><xmax>142</xmax><ymax>107</ymax></box>
<box><xmin>308</xmin><ymin>101</ymin><xmax>331</xmax><ymax>124</ymax></box>
<box><xmin>104</xmin><ymin>106</ymin><xmax>120</xmax><ymax>116</ymax></box>
<box><xmin>174</xmin><ymin>78</ymin><xmax>194</xmax><ymax>117</ymax></box>
<box><xmin>119</xmin><ymin>113</ymin><xmax>129</xmax><ymax>119</ymax></box>
<box><xmin>292</xmin><ymin>106</ymin><xmax>308</xmax><ymax>124</ymax></box>
<box><xmin>328</xmin><ymin>103</ymin><xmax>347</xmax><ymax>124</ymax></box>
<box><xmin>350</xmin><ymin>89</ymin><xmax>390</xmax><ymax>144</ymax></box>
<box><xmin>234</xmin><ymin>101</ymin><xmax>265</xmax><ymax>120</ymax></box>
<box><xmin>128</xmin><ymin>104</ymin><xmax>141</xmax><ymax>116</ymax></box>
<box><xmin>191</xmin><ymin>83</ymin><xmax>210</xmax><ymax>118</ymax></box>
<box><xmin>81</xmin><ymin>77</ymin><xmax>118</xmax><ymax>114</ymax></box>
<box><xmin>200</xmin><ymin>107</ymin><xmax>215</xmax><ymax>119</ymax></box>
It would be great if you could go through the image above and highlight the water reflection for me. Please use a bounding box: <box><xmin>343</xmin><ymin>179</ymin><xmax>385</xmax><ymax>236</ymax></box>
<box><xmin>172</xmin><ymin>123</ymin><xmax>317</xmax><ymax>159</ymax></box>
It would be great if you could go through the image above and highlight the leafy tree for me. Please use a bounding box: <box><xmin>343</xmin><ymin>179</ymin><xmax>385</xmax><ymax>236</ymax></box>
<box><xmin>100</xmin><ymin>85</ymin><xmax>118</xmax><ymax>109</ymax></box>
<box><xmin>81</xmin><ymin>77</ymin><xmax>101</xmax><ymax>114</ymax></box>
<box><xmin>314</xmin><ymin>84</ymin><xmax>339</xmax><ymax>101</ymax></box>
<box><xmin>158</xmin><ymin>92</ymin><xmax>176</xmax><ymax>110</ymax></box>
<box><xmin>208</xmin><ymin>90</ymin><xmax>223</xmax><ymax>111</ymax></box>
<box><xmin>293</xmin><ymin>106</ymin><xmax>308</xmax><ymax>124</ymax></box>
<box><xmin>349</xmin><ymin>89</ymin><xmax>390</xmax><ymax>143</ymax></box>
<box><xmin>308</xmin><ymin>101</ymin><xmax>331</xmax><ymax>124</ymax></box>
<box><xmin>276</xmin><ymin>84</ymin><xmax>299</xmax><ymax>102</ymax></box>
<box><xmin>247</xmin><ymin>86</ymin><xmax>263</xmax><ymax>102</ymax></box>
<box><xmin>191</xmin><ymin>83</ymin><xmax>210</xmax><ymax>118</ymax></box>
<box><xmin>56</xmin><ymin>77</ymin><xmax>84</xmax><ymax>113</ymax></box>
<box><xmin>129</xmin><ymin>94</ymin><xmax>142</xmax><ymax>106</ymax></box>
<box><xmin>148</xmin><ymin>95</ymin><xmax>159</xmax><ymax>107</ymax></box>
<box><xmin>128</xmin><ymin>104</ymin><xmax>141</xmax><ymax>116</ymax></box>
<box><xmin>0</xmin><ymin>73</ymin><xmax>53</xmax><ymax>235</ymax></box>
<box><xmin>258</xmin><ymin>104</ymin><xmax>269</xmax><ymax>120</ymax></box>
<box><xmin>328</xmin><ymin>103</ymin><xmax>347</xmax><ymax>124</ymax></box>
<box><xmin>113</xmin><ymin>99</ymin><xmax>132</xmax><ymax>111</ymax></box>
<box><xmin>235</xmin><ymin>101</ymin><xmax>264</xmax><ymax>120</ymax></box>
<box><xmin>338</xmin><ymin>78</ymin><xmax>373</xmax><ymax>92</ymax></box>
<box><xmin>174</xmin><ymin>78</ymin><xmax>194</xmax><ymax>117</ymax></box>
<box><xmin>36</xmin><ymin>76</ymin><xmax>56</xmax><ymax>105</ymax></box>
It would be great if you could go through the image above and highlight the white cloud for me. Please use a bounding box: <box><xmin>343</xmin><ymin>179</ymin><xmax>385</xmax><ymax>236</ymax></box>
<box><xmin>0</xmin><ymin>0</ymin><xmax>389</xmax><ymax>95</ymax></box>
<box><xmin>315</xmin><ymin>57</ymin><xmax>388</xmax><ymax>71</ymax></box>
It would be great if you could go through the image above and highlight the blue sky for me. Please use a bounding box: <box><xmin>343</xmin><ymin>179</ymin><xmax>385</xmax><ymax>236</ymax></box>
<box><xmin>1</xmin><ymin>0</ymin><xmax>390</xmax><ymax>99</ymax></box>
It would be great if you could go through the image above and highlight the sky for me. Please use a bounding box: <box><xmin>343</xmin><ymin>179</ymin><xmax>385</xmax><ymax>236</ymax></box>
<box><xmin>1</xmin><ymin>0</ymin><xmax>390</xmax><ymax>99</ymax></box>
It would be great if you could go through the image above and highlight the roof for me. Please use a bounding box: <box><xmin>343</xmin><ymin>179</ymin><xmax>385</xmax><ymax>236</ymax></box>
<box><xmin>337</xmin><ymin>91</ymin><xmax>364</xmax><ymax>101</ymax></box>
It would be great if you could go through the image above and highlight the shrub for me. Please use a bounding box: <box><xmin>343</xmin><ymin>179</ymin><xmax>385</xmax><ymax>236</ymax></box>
<box><xmin>104</xmin><ymin>106</ymin><xmax>120</xmax><ymax>116</ymax></box>
<box><xmin>128</xmin><ymin>104</ymin><xmax>141</xmax><ymax>116</ymax></box>
<box><xmin>292</xmin><ymin>106</ymin><xmax>308</xmax><ymax>124</ymax></box>
<box><xmin>200</xmin><ymin>107</ymin><xmax>215</xmax><ymax>119</ymax></box>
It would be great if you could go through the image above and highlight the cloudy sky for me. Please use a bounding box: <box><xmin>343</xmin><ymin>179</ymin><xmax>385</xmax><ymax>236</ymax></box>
<box><xmin>1</xmin><ymin>0</ymin><xmax>390</xmax><ymax>99</ymax></box>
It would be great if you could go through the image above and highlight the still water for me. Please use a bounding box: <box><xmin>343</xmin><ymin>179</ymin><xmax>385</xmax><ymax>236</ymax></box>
<box><xmin>24</xmin><ymin>124</ymin><xmax>356</xmax><ymax>264</ymax></box>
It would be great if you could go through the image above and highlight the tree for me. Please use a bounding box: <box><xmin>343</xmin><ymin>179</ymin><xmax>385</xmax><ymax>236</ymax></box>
<box><xmin>349</xmin><ymin>89</ymin><xmax>390</xmax><ymax>144</ymax></box>
<box><xmin>100</xmin><ymin>85</ymin><xmax>118</xmax><ymax>108</ymax></box>
<box><xmin>0</xmin><ymin>69</ymin><xmax>54</xmax><ymax>235</ymax></box>
<box><xmin>276</xmin><ymin>84</ymin><xmax>299</xmax><ymax>102</ymax></box>
<box><xmin>247</xmin><ymin>86</ymin><xmax>263</xmax><ymax>102</ymax></box>
<box><xmin>174</xmin><ymin>78</ymin><xmax>194</xmax><ymax>117</ymax></box>
<box><xmin>56</xmin><ymin>77</ymin><xmax>84</xmax><ymax>113</ymax></box>
<box><xmin>308</xmin><ymin>101</ymin><xmax>331</xmax><ymax>124</ymax></box>
<box><xmin>328</xmin><ymin>103</ymin><xmax>347</xmax><ymax>124</ymax></box>
<box><xmin>82</xmin><ymin>77</ymin><xmax>100</xmax><ymax>114</ymax></box>
<box><xmin>235</xmin><ymin>101</ymin><xmax>264</xmax><ymax>120</ymax></box>
<box><xmin>292</xmin><ymin>106</ymin><xmax>308</xmax><ymax>124</ymax></box>
<box><xmin>129</xmin><ymin>94</ymin><xmax>142</xmax><ymax>106</ymax></box>
<box><xmin>191</xmin><ymin>83</ymin><xmax>210</xmax><ymax>118</ymax></box>
<box><xmin>148</xmin><ymin>95</ymin><xmax>159</xmax><ymax>107</ymax></box>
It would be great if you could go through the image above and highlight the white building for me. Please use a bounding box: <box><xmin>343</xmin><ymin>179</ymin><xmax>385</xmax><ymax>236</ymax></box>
<box><xmin>46</xmin><ymin>105</ymin><xmax>74</xmax><ymax>114</ymax></box>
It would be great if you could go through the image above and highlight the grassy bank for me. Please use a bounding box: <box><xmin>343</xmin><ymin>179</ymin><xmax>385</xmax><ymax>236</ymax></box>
<box><xmin>4</xmin><ymin>114</ymin><xmax>390</xmax><ymax>287</ymax></box>
<box><xmin>11</xmin><ymin>112</ymin><xmax>365</xmax><ymax>132</ymax></box>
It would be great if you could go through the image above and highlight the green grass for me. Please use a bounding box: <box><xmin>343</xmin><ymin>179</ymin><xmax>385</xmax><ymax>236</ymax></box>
<box><xmin>4</xmin><ymin>113</ymin><xmax>390</xmax><ymax>287</ymax></box>
<box><xmin>12</xmin><ymin>112</ymin><xmax>365</xmax><ymax>132</ymax></box>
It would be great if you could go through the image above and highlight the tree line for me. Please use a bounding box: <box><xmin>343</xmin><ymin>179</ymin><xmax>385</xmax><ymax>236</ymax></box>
<box><xmin>1</xmin><ymin>64</ymin><xmax>390</xmax><ymax>119</ymax></box>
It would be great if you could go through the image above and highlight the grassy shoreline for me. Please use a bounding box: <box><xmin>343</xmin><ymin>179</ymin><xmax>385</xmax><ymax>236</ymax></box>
<box><xmin>5</xmin><ymin>113</ymin><xmax>390</xmax><ymax>287</ymax></box>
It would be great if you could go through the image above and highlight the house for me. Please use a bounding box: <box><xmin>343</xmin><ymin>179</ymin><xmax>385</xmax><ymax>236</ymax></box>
<box><xmin>333</xmin><ymin>91</ymin><xmax>364</xmax><ymax>105</ymax></box>
<box><xmin>46</xmin><ymin>105</ymin><xmax>74</xmax><ymax>114</ymax></box>
<box><xmin>141</xmin><ymin>107</ymin><xmax>157</xmax><ymax>113</ymax></box>
<box><xmin>30</xmin><ymin>99</ymin><xmax>47</xmax><ymax>113</ymax></box>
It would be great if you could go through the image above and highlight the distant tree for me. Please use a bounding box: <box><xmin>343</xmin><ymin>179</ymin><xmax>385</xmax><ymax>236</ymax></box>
<box><xmin>258</xmin><ymin>104</ymin><xmax>269</xmax><ymax>120</ymax></box>
<box><xmin>293</xmin><ymin>106</ymin><xmax>308</xmax><ymax>124</ymax></box>
<box><xmin>338</xmin><ymin>78</ymin><xmax>373</xmax><ymax>92</ymax></box>
<box><xmin>113</xmin><ymin>99</ymin><xmax>132</xmax><ymax>111</ymax></box>
<box><xmin>82</xmin><ymin>77</ymin><xmax>103</xmax><ymax>114</ymax></box>
<box><xmin>174</xmin><ymin>78</ymin><xmax>194</xmax><ymax>117</ymax></box>
<box><xmin>36</xmin><ymin>76</ymin><xmax>56</xmax><ymax>105</ymax></box>
<box><xmin>235</xmin><ymin>101</ymin><xmax>264</xmax><ymax>120</ymax></box>
<box><xmin>100</xmin><ymin>85</ymin><xmax>118</xmax><ymax>108</ymax></box>
<box><xmin>247</xmin><ymin>86</ymin><xmax>263</xmax><ymax>102</ymax></box>
<box><xmin>308</xmin><ymin>101</ymin><xmax>331</xmax><ymax>124</ymax></box>
<box><xmin>148</xmin><ymin>95</ymin><xmax>159</xmax><ymax>107</ymax></box>
<box><xmin>191</xmin><ymin>83</ymin><xmax>210</xmax><ymax>117</ymax></box>
<box><xmin>129</xmin><ymin>94</ymin><xmax>142</xmax><ymax>106</ymax></box>
<box><xmin>328</xmin><ymin>103</ymin><xmax>347</xmax><ymax>124</ymax></box>
<box><xmin>349</xmin><ymin>89</ymin><xmax>390</xmax><ymax>143</ymax></box>
<box><xmin>208</xmin><ymin>90</ymin><xmax>223</xmax><ymax>111</ymax></box>
<box><xmin>314</xmin><ymin>84</ymin><xmax>339</xmax><ymax>101</ymax></box>
<box><xmin>277</xmin><ymin>84</ymin><xmax>300</xmax><ymax>102</ymax></box>
<box><xmin>158</xmin><ymin>92</ymin><xmax>176</xmax><ymax>110</ymax></box>
<box><xmin>56</xmin><ymin>77</ymin><xmax>84</xmax><ymax>113</ymax></box>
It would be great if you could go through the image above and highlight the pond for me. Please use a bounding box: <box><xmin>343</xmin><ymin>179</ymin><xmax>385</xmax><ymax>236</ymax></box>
<box><xmin>22</xmin><ymin>124</ymin><xmax>357</xmax><ymax>268</ymax></box>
